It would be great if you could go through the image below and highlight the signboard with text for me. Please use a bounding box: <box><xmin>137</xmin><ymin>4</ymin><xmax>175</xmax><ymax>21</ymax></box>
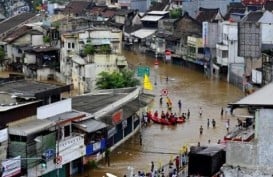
<box><xmin>2</xmin><ymin>156</ymin><xmax>21</xmax><ymax>177</ymax></box>
<box><xmin>137</xmin><ymin>66</ymin><xmax>150</xmax><ymax>77</ymax></box>
<box><xmin>112</xmin><ymin>109</ymin><xmax>123</xmax><ymax>125</ymax></box>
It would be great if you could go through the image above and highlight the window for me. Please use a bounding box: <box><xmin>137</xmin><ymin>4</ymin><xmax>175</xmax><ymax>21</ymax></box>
<box><xmin>64</xmin><ymin>125</ymin><xmax>70</xmax><ymax>137</ymax></box>
<box><xmin>198</xmin><ymin>48</ymin><xmax>204</xmax><ymax>54</ymax></box>
<box><xmin>72</xmin><ymin>43</ymin><xmax>75</xmax><ymax>49</ymax></box>
<box><xmin>68</xmin><ymin>43</ymin><xmax>71</xmax><ymax>49</ymax></box>
<box><xmin>222</xmin><ymin>50</ymin><xmax>228</xmax><ymax>58</ymax></box>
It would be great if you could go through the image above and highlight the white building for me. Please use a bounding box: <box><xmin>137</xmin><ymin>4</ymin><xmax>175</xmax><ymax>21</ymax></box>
<box><xmin>216</xmin><ymin>21</ymin><xmax>244</xmax><ymax>82</ymax></box>
<box><xmin>60</xmin><ymin>27</ymin><xmax>128</xmax><ymax>94</ymax></box>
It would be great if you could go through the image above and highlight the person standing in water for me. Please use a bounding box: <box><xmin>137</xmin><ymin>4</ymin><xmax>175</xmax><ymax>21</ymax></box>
<box><xmin>178</xmin><ymin>100</ymin><xmax>182</xmax><ymax>111</ymax></box>
<box><xmin>199</xmin><ymin>107</ymin><xmax>203</xmax><ymax>117</ymax></box>
<box><xmin>187</xmin><ymin>109</ymin><xmax>190</xmax><ymax>119</ymax></box>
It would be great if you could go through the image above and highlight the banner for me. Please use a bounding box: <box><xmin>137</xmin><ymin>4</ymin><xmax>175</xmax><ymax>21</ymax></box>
<box><xmin>2</xmin><ymin>156</ymin><xmax>21</xmax><ymax>177</ymax></box>
<box><xmin>143</xmin><ymin>74</ymin><xmax>153</xmax><ymax>90</ymax></box>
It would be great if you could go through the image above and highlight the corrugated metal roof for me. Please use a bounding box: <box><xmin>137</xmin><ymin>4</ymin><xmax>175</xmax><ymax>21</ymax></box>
<box><xmin>131</xmin><ymin>29</ymin><xmax>156</xmax><ymax>39</ymax></box>
<box><xmin>72</xmin><ymin>94</ymin><xmax>125</xmax><ymax>114</ymax></box>
<box><xmin>0</xmin><ymin>80</ymin><xmax>70</xmax><ymax>98</ymax></box>
<box><xmin>229</xmin><ymin>82</ymin><xmax>273</xmax><ymax>108</ymax></box>
<box><xmin>9</xmin><ymin>119</ymin><xmax>55</xmax><ymax>136</ymax></box>
<box><xmin>0</xmin><ymin>12</ymin><xmax>36</xmax><ymax>35</ymax></box>
<box><xmin>98</xmin><ymin>93</ymin><xmax>155</xmax><ymax>125</ymax></box>
<box><xmin>73</xmin><ymin>119</ymin><xmax>108</xmax><ymax>133</ymax></box>
<box><xmin>72</xmin><ymin>56</ymin><xmax>86</xmax><ymax>65</ymax></box>
<box><xmin>46</xmin><ymin>111</ymin><xmax>89</xmax><ymax>122</ymax></box>
<box><xmin>147</xmin><ymin>11</ymin><xmax>169</xmax><ymax>15</ymax></box>
<box><xmin>141</xmin><ymin>15</ymin><xmax>164</xmax><ymax>21</ymax></box>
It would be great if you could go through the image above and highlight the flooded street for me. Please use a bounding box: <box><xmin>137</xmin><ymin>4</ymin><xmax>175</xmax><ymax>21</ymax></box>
<box><xmin>85</xmin><ymin>50</ymin><xmax>247</xmax><ymax>177</ymax></box>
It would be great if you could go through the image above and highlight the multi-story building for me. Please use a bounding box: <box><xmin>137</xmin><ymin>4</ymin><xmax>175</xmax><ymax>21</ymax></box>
<box><xmin>238</xmin><ymin>10</ymin><xmax>273</xmax><ymax>88</ymax></box>
<box><xmin>3</xmin><ymin>86</ymin><xmax>154</xmax><ymax>177</ymax></box>
<box><xmin>60</xmin><ymin>27</ymin><xmax>127</xmax><ymax>94</ymax></box>
<box><xmin>216</xmin><ymin>21</ymin><xmax>244</xmax><ymax>85</ymax></box>
<box><xmin>223</xmin><ymin>82</ymin><xmax>273</xmax><ymax>177</ymax></box>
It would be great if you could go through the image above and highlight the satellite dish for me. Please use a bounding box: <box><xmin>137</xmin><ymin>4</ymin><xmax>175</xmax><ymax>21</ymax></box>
<box><xmin>106</xmin><ymin>173</ymin><xmax>117</xmax><ymax>177</ymax></box>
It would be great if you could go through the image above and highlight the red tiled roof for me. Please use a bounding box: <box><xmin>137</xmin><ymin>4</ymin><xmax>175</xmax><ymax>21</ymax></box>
<box><xmin>88</xmin><ymin>6</ymin><xmax>106</xmax><ymax>15</ymax></box>
<box><xmin>101</xmin><ymin>9</ymin><xmax>117</xmax><ymax>18</ymax></box>
<box><xmin>3</xmin><ymin>26</ymin><xmax>32</xmax><ymax>43</ymax></box>
<box><xmin>242</xmin><ymin>0</ymin><xmax>266</xmax><ymax>5</ymax></box>
<box><xmin>0</xmin><ymin>12</ymin><xmax>36</xmax><ymax>36</ymax></box>
<box><xmin>63</xmin><ymin>1</ymin><xmax>92</xmax><ymax>16</ymax></box>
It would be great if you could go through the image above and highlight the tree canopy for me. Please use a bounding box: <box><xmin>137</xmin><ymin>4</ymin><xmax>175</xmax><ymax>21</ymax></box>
<box><xmin>170</xmin><ymin>8</ymin><xmax>182</xmax><ymax>19</ymax></box>
<box><xmin>96</xmin><ymin>70</ymin><xmax>140</xmax><ymax>89</ymax></box>
<box><xmin>83</xmin><ymin>44</ymin><xmax>95</xmax><ymax>56</ymax></box>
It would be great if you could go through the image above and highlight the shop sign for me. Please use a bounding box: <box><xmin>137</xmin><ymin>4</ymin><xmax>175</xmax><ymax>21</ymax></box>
<box><xmin>58</xmin><ymin>136</ymin><xmax>84</xmax><ymax>152</ymax></box>
<box><xmin>112</xmin><ymin>109</ymin><xmax>123</xmax><ymax>125</ymax></box>
<box><xmin>107</xmin><ymin>127</ymin><xmax>117</xmax><ymax>137</ymax></box>
<box><xmin>2</xmin><ymin>156</ymin><xmax>21</xmax><ymax>177</ymax></box>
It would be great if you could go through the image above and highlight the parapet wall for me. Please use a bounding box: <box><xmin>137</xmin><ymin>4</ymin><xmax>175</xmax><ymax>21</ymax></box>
<box><xmin>226</xmin><ymin>141</ymin><xmax>257</xmax><ymax>168</ymax></box>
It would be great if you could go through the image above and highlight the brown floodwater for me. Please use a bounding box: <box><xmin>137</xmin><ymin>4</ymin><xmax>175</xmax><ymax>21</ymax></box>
<box><xmin>82</xmin><ymin>50</ymin><xmax>247</xmax><ymax>177</ymax></box>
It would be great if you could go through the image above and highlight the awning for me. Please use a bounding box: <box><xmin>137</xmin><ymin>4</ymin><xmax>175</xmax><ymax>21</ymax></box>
<box><xmin>131</xmin><ymin>29</ymin><xmax>156</xmax><ymax>39</ymax></box>
<box><xmin>73</xmin><ymin>118</ymin><xmax>108</xmax><ymax>133</ymax></box>
<box><xmin>91</xmin><ymin>39</ymin><xmax>111</xmax><ymax>45</ymax></box>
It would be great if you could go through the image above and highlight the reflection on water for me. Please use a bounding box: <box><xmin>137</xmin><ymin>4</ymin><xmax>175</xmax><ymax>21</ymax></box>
<box><xmin>84</xmin><ymin>50</ymin><xmax>246</xmax><ymax>177</ymax></box>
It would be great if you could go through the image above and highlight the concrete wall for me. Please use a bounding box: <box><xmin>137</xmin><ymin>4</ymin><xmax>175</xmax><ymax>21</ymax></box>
<box><xmin>226</xmin><ymin>141</ymin><xmax>257</xmax><ymax>168</ymax></box>
<box><xmin>37</xmin><ymin>68</ymin><xmax>53</xmax><ymax>81</ymax></box>
<box><xmin>32</xmin><ymin>34</ymin><xmax>44</xmax><ymax>46</ymax></box>
<box><xmin>261</xmin><ymin>23</ymin><xmax>273</xmax><ymax>44</ymax></box>
<box><xmin>257</xmin><ymin>109</ymin><xmax>273</xmax><ymax>167</ymax></box>
<box><xmin>222</xmin><ymin>165</ymin><xmax>273</xmax><ymax>177</ymax></box>
<box><xmin>222</xmin><ymin>109</ymin><xmax>273</xmax><ymax>177</ymax></box>
<box><xmin>207</xmin><ymin>23</ymin><xmax>219</xmax><ymax>49</ymax></box>
<box><xmin>24</xmin><ymin>53</ymin><xmax>36</xmax><ymax>64</ymax></box>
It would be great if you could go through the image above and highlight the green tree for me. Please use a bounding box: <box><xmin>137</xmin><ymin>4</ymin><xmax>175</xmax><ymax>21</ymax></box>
<box><xmin>99</xmin><ymin>45</ymin><xmax>111</xmax><ymax>54</ymax></box>
<box><xmin>96</xmin><ymin>70</ymin><xmax>139</xmax><ymax>89</ymax></box>
<box><xmin>83</xmin><ymin>44</ymin><xmax>95</xmax><ymax>56</ymax></box>
<box><xmin>52</xmin><ymin>22</ymin><xmax>60</xmax><ymax>29</ymax></box>
<box><xmin>170</xmin><ymin>8</ymin><xmax>182</xmax><ymax>19</ymax></box>
<box><xmin>0</xmin><ymin>47</ymin><xmax>5</xmax><ymax>66</ymax></box>
<box><xmin>43</xmin><ymin>35</ymin><xmax>51</xmax><ymax>44</ymax></box>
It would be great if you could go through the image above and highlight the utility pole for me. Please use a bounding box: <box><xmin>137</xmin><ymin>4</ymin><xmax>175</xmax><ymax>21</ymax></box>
<box><xmin>154</xmin><ymin>37</ymin><xmax>159</xmax><ymax>86</ymax></box>
<box><xmin>55</xmin><ymin>122</ymin><xmax>61</xmax><ymax>177</ymax></box>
